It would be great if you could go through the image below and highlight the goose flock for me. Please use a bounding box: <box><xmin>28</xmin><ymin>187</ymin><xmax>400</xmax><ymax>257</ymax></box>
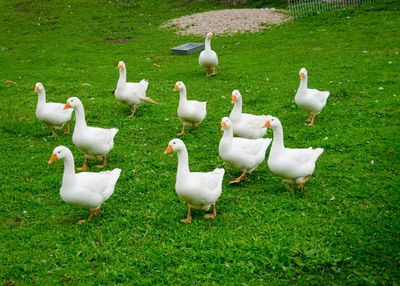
<box><xmin>37</xmin><ymin>33</ymin><xmax>330</xmax><ymax>224</ymax></box>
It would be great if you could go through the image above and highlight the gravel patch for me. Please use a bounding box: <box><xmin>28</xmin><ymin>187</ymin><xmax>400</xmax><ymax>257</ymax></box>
<box><xmin>161</xmin><ymin>8</ymin><xmax>290</xmax><ymax>35</ymax></box>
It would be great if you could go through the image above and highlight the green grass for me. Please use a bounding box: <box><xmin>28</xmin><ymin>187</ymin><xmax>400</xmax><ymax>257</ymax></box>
<box><xmin>1</xmin><ymin>0</ymin><xmax>399</xmax><ymax>284</ymax></box>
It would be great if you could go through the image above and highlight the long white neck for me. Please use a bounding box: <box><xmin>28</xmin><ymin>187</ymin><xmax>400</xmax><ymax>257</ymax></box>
<box><xmin>62</xmin><ymin>151</ymin><xmax>76</xmax><ymax>189</ymax></box>
<box><xmin>299</xmin><ymin>77</ymin><xmax>308</xmax><ymax>91</ymax></box>
<box><xmin>176</xmin><ymin>147</ymin><xmax>190</xmax><ymax>176</ymax></box>
<box><xmin>73</xmin><ymin>104</ymin><xmax>87</xmax><ymax>130</ymax></box>
<box><xmin>219</xmin><ymin>126</ymin><xmax>233</xmax><ymax>153</ymax></box>
<box><xmin>230</xmin><ymin>98</ymin><xmax>242</xmax><ymax>120</ymax></box>
<box><xmin>205</xmin><ymin>37</ymin><xmax>211</xmax><ymax>51</ymax></box>
<box><xmin>36</xmin><ymin>90</ymin><xmax>46</xmax><ymax>110</ymax></box>
<box><xmin>270</xmin><ymin>124</ymin><xmax>285</xmax><ymax>153</ymax></box>
<box><xmin>178</xmin><ymin>87</ymin><xmax>187</xmax><ymax>104</ymax></box>
<box><xmin>117</xmin><ymin>68</ymin><xmax>127</xmax><ymax>89</ymax></box>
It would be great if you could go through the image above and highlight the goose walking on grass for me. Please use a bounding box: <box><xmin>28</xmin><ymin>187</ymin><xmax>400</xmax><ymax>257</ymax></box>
<box><xmin>265</xmin><ymin>115</ymin><xmax>324</xmax><ymax>192</ymax></box>
<box><xmin>64</xmin><ymin>97</ymin><xmax>118</xmax><ymax>170</ymax></box>
<box><xmin>295</xmin><ymin>68</ymin><xmax>330</xmax><ymax>126</ymax></box>
<box><xmin>199</xmin><ymin>32</ymin><xmax>218</xmax><ymax>76</ymax></box>
<box><xmin>230</xmin><ymin>89</ymin><xmax>268</xmax><ymax>139</ymax></box>
<box><xmin>219</xmin><ymin>117</ymin><xmax>271</xmax><ymax>184</ymax></box>
<box><xmin>164</xmin><ymin>139</ymin><xmax>224</xmax><ymax>223</ymax></box>
<box><xmin>115</xmin><ymin>61</ymin><xmax>159</xmax><ymax>117</ymax></box>
<box><xmin>174</xmin><ymin>81</ymin><xmax>207</xmax><ymax>136</ymax></box>
<box><xmin>35</xmin><ymin>82</ymin><xmax>73</xmax><ymax>137</ymax></box>
<box><xmin>48</xmin><ymin>145</ymin><xmax>121</xmax><ymax>224</ymax></box>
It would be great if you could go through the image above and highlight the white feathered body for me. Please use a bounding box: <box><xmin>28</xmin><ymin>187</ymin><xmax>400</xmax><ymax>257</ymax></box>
<box><xmin>178</xmin><ymin>99</ymin><xmax>207</xmax><ymax>126</ymax></box>
<box><xmin>36</xmin><ymin>101</ymin><xmax>72</xmax><ymax>129</ymax></box>
<box><xmin>219</xmin><ymin>136</ymin><xmax>271</xmax><ymax>172</ymax></box>
<box><xmin>115</xmin><ymin>79</ymin><xmax>149</xmax><ymax>107</ymax></box>
<box><xmin>199</xmin><ymin>50</ymin><xmax>218</xmax><ymax>68</ymax></box>
<box><xmin>268</xmin><ymin>147</ymin><xmax>323</xmax><ymax>184</ymax></box>
<box><xmin>60</xmin><ymin>168</ymin><xmax>121</xmax><ymax>210</ymax></box>
<box><xmin>231</xmin><ymin>113</ymin><xmax>268</xmax><ymax>139</ymax></box>
<box><xmin>73</xmin><ymin>127</ymin><xmax>118</xmax><ymax>160</ymax></box>
<box><xmin>176</xmin><ymin>168</ymin><xmax>224</xmax><ymax>211</ymax></box>
<box><xmin>295</xmin><ymin>82</ymin><xmax>330</xmax><ymax>115</ymax></box>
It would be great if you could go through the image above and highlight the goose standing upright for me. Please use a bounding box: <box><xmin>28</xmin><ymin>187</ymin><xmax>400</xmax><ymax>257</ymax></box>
<box><xmin>114</xmin><ymin>61</ymin><xmax>159</xmax><ymax>117</ymax></box>
<box><xmin>164</xmin><ymin>139</ymin><xmax>225</xmax><ymax>223</ymax></box>
<box><xmin>295</xmin><ymin>68</ymin><xmax>330</xmax><ymax>125</ymax></box>
<box><xmin>64</xmin><ymin>97</ymin><xmax>118</xmax><ymax>170</ymax></box>
<box><xmin>199</xmin><ymin>32</ymin><xmax>218</xmax><ymax>76</ymax></box>
<box><xmin>219</xmin><ymin>117</ymin><xmax>271</xmax><ymax>184</ymax></box>
<box><xmin>229</xmin><ymin>89</ymin><xmax>268</xmax><ymax>139</ymax></box>
<box><xmin>265</xmin><ymin>115</ymin><xmax>324</xmax><ymax>192</ymax></box>
<box><xmin>174</xmin><ymin>81</ymin><xmax>207</xmax><ymax>135</ymax></box>
<box><xmin>35</xmin><ymin>82</ymin><xmax>72</xmax><ymax>137</ymax></box>
<box><xmin>48</xmin><ymin>145</ymin><xmax>121</xmax><ymax>224</ymax></box>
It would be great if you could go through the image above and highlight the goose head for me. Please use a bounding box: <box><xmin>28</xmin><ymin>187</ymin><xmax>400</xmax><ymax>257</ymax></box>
<box><xmin>173</xmin><ymin>81</ymin><xmax>185</xmax><ymax>92</ymax></box>
<box><xmin>64</xmin><ymin>97</ymin><xmax>82</xmax><ymax>110</ymax></box>
<box><xmin>35</xmin><ymin>82</ymin><xmax>44</xmax><ymax>94</ymax></box>
<box><xmin>299</xmin><ymin>68</ymin><xmax>308</xmax><ymax>80</ymax></box>
<box><xmin>118</xmin><ymin>61</ymin><xmax>126</xmax><ymax>71</ymax></box>
<box><xmin>164</xmin><ymin>138</ymin><xmax>185</xmax><ymax>154</ymax></box>
<box><xmin>231</xmin><ymin>89</ymin><xmax>242</xmax><ymax>104</ymax></box>
<box><xmin>206</xmin><ymin>32</ymin><xmax>213</xmax><ymax>39</ymax></box>
<box><xmin>48</xmin><ymin>145</ymin><xmax>71</xmax><ymax>164</ymax></box>
<box><xmin>264</xmin><ymin>115</ymin><xmax>281</xmax><ymax>129</ymax></box>
<box><xmin>220</xmin><ymin>117</ymin><xmax>232</xmax><ymax>131</ymax></box>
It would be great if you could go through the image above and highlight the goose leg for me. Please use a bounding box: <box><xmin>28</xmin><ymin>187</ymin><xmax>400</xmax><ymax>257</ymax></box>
<box><xmin>87</xmin><ymin>209</ymin><xmax>101</xmax><ymax>222</ymax></box>
<box><xmin>78</xmin><ymin>157</ymin><xmax>88</xmax><ymax>171</ymax></box>
<box><xmin>204</xmin><ymin>204</ymin><xmax>217</xmax><ymax>219</ymax></box>
<box><xmin>307</xmin><ymin>114</ymin><xmax>316</xmax><ymax>126</ymax></box>
<box><xmin>210</xmin><ymin>67</ymin><xmax>218</xmax><ymax>76</ymax></box>
<box><xmin>305</xmin><ymin>113</ymin><xmax>313</xmax><ymax>123</ymax></box>
<box><xmin>128</xmin><ymin>105</ymin><xmax>137</xmax><ymax>118</ymax></box>
<box><xmin>204</xmin><ymin>67</ymin><xmax>210</xmax><ymax>76</ymax></box>
<box><xmin>64</xmin><ymin>122</ymin><xmax>70</xmax><ymax>134</ymax></box>
<box><xmin>95</xmin><ymin>156</ymin><xmax>107</xmax><ymax>168</ymax></box>
<box><xmin>50</xmin><ymin>127</ymin><xmax>57</xmax><ymax>138</ymax></box>
<box><xmin>229</xmin><ymin>170</ymin><xmax>247</xmax><ymax>184</ymax></box>
<box><xmin>177</xmin><ymin>123</ymin><xmax>186</xmax><ymax>136</ymax></box>
<box><xmin>288</xmin><ymin>182</ymin><xmax>294</xmax><ymax>193</ymax></box>
<box><xmin>181</xmin><ymin>206</ymin><xmax>192</xmax><ymax>223</ymax></box>
<box><xmin>298</xmin><ymin>181</ymin><xmax>305</xmax><ymax>191</ymax></box>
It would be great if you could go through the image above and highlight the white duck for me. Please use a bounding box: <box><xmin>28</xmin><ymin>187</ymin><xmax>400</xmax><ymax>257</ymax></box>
<box><xmin>230</xmin><ymin>89</ymin><xmax>268</xmax><ymax>139</ymax></box>
<box><xmin>164</xmin><ymin>138</ymin><xmax>224</xmax><ymax>223</ymax></box>
<box><xmin>35</xmin><ymin>82</ymin><xmax>73</xmax><ymax>137</ymax></box>
<box><xmin>173</xmin><ymin>81</ymin><xmax>207</xmax><ymax>135</ymax></box>
<box><xmin>199</xmin><ymin>32</ymin><xmax>218</xmax><ymax>76</ymax></box>
<box><xmin>48</xmin><ymin>145</ymin><xmax>121</xmax><ymax>224</ymax></box>
<box><xmin>115</xmin><ymin>61</ymin><xmax>159</xmax><ymax>117</ymax></box>
<box><xmin>295</xmin><ymin>67</ymin><xmax>330</xmax><ymax>125</ymax></box>
<box><xmin>265</xmin><ymin>115</ymin><xmax>324</xmax><ymax>192</ymax></box>
<box><xmin>219</xmin><ymin>117</ymin><xmax>271</xmax><ymax>184</ymax></box>
<box><xmin>64</xmin><ymin>97</ymin><xmax>118</xmax><ymax>170</ymax></box>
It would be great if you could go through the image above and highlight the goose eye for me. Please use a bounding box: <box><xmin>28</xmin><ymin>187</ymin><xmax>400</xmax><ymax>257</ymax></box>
<box><xmin>58</xmin><ymin>151</ymin><xmax>61</xmax><ymax>154</ymax></box>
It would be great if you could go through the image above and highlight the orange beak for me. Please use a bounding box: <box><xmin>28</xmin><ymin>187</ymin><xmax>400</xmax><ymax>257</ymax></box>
<box><xmin>48</xmin><ymin>153</ymin><xmax>58</xmax><ymax>164</ymax></box>
<box><xmin>264</xmin><ymin>120</ymin><xmax>270</xmax><ymax>128</ymax></box>
<box><xmin>164</xmin><ymin>145</ymin><xmax>173</xmax><ymax>154</ymax></box>
<box><xmin>231</xmin><ymin>95</ymin><xmax>237</xmax><ymax>104</ymax></box>
<box><xmin>34</xmin><ymin>86</ymin><xmax>40</xmax><ymax>93</ymax></box>
<box><xmin>64</xmin><ymin>102</ymin><xmax>71</xmax><ymax>110</ymax></box>
<box><xmin>118</xmin><ymin>63</ymin><xmax>124</xmax><ymax>70</ymax></box>
<box><xmin>300</xmin><ymin>72</ymin><xmax>305</xmax><ymax>79</ymax></box>
<box><xmin>221</xmin><ymin>121</ymin><xmax>228</xmax><ymax>130</ymax></box>
<box><xmin>173</xmin><ymin>85</ymin><xmax>179</xmax><ymax>92</ymax></box>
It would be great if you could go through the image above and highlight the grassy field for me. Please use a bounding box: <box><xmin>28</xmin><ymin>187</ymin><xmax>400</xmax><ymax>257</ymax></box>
<box><xmin>1</xmin><ymin>0</ymin><xmax>399</xmax><ymax>284</ymax></box>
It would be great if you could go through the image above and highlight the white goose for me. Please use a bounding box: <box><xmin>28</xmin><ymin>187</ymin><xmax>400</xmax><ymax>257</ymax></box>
<box><xmin>219</xmin><ymin>117</ymin><xmax>271</xmax><ymax>184</ymax></box>
<box><xmin>64</xmin><ymin>97</ymin><xmax>118</xmax><ymax>170</ymax></box>
<box><xmin>199</xmin><ymin>32</ymin><xmax>218</xmax><ymax>76</ymax></box>
<box><xmin>230</xmin><ymin>89</ymin><xmax>268</xmax><ymax>139</ymax></box>
<box><xmin>48</xmin><ymin>145</ymin><xmax>121</xmax><ymax>224</ymax></box>
<box><xmin>174</xmin><ymin>81</ymin><xmax>207</xmax><ymax>135</ymax></box>
<box><xmin>295</xmin><ymin>68</ymin><xmax>330</xmax><ymax>125</ymax></box>
<box><xmin>35</xmin><ymin>82</ymin><xmax>72</xmax><ymax>137</ymax></box>
<box><xmin>164</xmin><ymin>139</ymin><xmax>224</xmax><ymax>223</ymax></box>
<box><xmin>115</xmin><ymin>61</ymin><xmax>159</xmax><ymax>117</ymax></box>
<box><xmin>265</xmin><ymin>115</ymin><xmax>324</xmax><ymax>192</ymax></box>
